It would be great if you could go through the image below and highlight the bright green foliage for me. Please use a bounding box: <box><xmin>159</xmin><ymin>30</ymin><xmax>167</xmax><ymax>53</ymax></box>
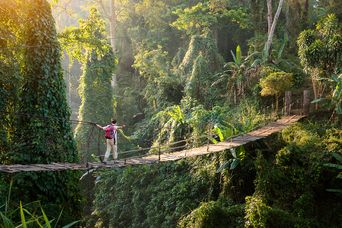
<box><xmin>145</xmin><ymin>98</ymin><xmax>272</xmax><ymax>156</ymax></box>
<box><xmin>58</xmin><ymin>8</ymin><xmax>111</xmax><ymax>64</ymax></box>
<box><xmin>172</xmin><ymin>1</ymin><xmax>250</xmax><ymax>35</ymax></box>
<box><xmin>213</xmin><ymin>45</ymin><xmax>259</xmax><ymax>104</ymax></box>
<box><xmin>0</xmin><ymin>0</ymin><xmax>22</xmax><ymax>164</ymax></box>
<box><xmin>179</xmin><ymin>34</ymin><xmax>223</xmax><ymax>77</ymax></box>
<box><xmin>244</xmin><ymin>194</ymin><xmax>309</xmax><ymax>228</ymax></box>
<box><xmin>314</xmin><ymin>0</ymin><xmax>342</xmax><ymax>20</ymax></box>
<box><xmin>185</xmin><ymin>53</ymin><xmax>218</xmax><ymax>107</ymax></box>
<box><xmin>178</xmin><ymin>200</ymin><xmax>244</xmax><ymax>228</ymax></box>
<box><xmin>260</xmin><ymin>71</ymin><xmax>293</xmax><ymax>112</ymax></box>
<box><xmin>297</xmin><ymin>14</ymin><xmax>341</xmax><ymax>106</ymax></box>
<box><xmin>0</xmin><ymin>200</ymin><xmax>80</xmax><ymax>227</ymax></box>
<box><xmin>312</xmin><ymin>72</ymin><xmax>342</xmax><ymax>116</ymax></box>
<box><xmin>75</xmin><ymin>50</ymin><xmax>115</xmax><ymax>162</ymax></box>
<box><xmin>245</xmin><ymin>122</ymin><xmax>342</xmax><ymax>227</ymax></box>
<box><xmin>91</xmin><ymin>118</ymin><xmax>342</xmax><ymax>227</ymax></box>
<box><xmin>69</xmin><ymin>9</ymin><xmax>116</xmax><ymax>162</ymax></box>
<box><xmin>0</xmin><ymin>60</ymin><xmax>19</xmax><ymax>163</ymax></box>
<box><xmin>172</xmin><ymin>2</ymin><xmax>218</xmax><ymax>35</ymax></box>
<box><xmin>298</xmin><ymin>14</ymin><xmax>341</xmax><ymax>76</ymax></box>
<box><xmin>91</xmin><ymin>158</ymin><xmax>218</xmax><ymax>227</ymax></box>
<box><xmin>150</xmin><ymin>104</ymin><xmax>186</xmax><ymax>152</ymax></box>
<box><xmin>245</xmin><ymin>195</ymin><xmax>271</xmax><ymax>228</ymax></box>
<box><xmin>260</xmin><ymin>72</ymin><xmax>293</xmax><ymax>97</ymax></box>
<box><xmin>133</xmin><ymin>46</ymin><xmax>183</xmax><ymax>112</ymax></box>
<box><xmin>178</xmin><ymin>34</ymin><xmax>223</xmax><ymax>106</ymax></box>
<box><xmin>9</xmin><ymin>0</ymin><xmax>80</xmax><ymax>222</ymax></box>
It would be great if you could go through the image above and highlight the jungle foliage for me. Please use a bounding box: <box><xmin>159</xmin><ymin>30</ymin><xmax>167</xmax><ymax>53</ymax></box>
<box><xmin>91</xmin><ymin>118</ymin><xmax>342</xmax><ymax>227</ymax></box>
<box><xmin>60</xmin><ymin>8</ymin><xmax>116</xmax><ymax>162</ymax></box>
<box><xmin>1</xmin><ymin>0</ymin><xmax>342</xmax><ymax>226</ymax></box>
<box><xmin>0</xmin><ymin>0</ymin><xmax>81</xmax><ymax>224</ymax></box>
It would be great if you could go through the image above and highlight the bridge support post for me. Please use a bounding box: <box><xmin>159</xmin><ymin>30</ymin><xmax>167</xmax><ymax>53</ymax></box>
<box><xmin>303</xmin><ymin>90</ymin><xmax>310</xmax><ymax>115</ymax></box>
<box><xmin>207</xmin><ymin>124</ymin><xmax>210</xmax><ymax>152</ymax></box>
<box><xmin>158</xmin><ymin>144</ymin><xmax>161</xmax><ymax>162</ymax></box>
<box><xmin>285</xmin><ymin>91</ymin><xmax>291</xmax><ymax>115</ymax></box>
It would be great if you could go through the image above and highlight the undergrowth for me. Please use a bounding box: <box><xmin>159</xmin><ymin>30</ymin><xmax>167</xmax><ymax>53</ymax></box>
<box><xmin>90</xmin><ymin>119</ymin><xmax>342</xmax><ymax>227</ymax></box>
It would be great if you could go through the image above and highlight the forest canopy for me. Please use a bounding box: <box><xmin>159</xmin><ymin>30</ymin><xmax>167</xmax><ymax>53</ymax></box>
<box><xmin>0</xmin><ymin>0</ymin><xmax>341</xmax><ymax>226</ymax></box>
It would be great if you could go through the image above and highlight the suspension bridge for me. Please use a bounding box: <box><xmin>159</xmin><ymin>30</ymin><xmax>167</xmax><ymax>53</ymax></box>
<box><xmin>0</xmin><ymin>114</ymin><xmax>306</xmax><ymax>173</ymax></box>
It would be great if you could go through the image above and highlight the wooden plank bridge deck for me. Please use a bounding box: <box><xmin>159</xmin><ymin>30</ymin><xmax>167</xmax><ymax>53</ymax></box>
<box><xmin>0</xmin><ymin>115</ymin><xmax>305</xmax><ymax>173</ymax></box>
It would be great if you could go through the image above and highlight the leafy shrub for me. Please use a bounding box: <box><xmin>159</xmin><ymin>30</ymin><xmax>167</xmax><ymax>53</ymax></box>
<box><xmin>251</xmin><ymin>122</ymin><xmax>342</xmax><ymax>227</ymax></box>
<box><xmin>92</xmin><ymin>157</ymin><xmax>218</xmax><ymax>227</ymax></box>
<box><xmin>260</xmin><ymin>71</ymin><xmax>293</xmax><ymax>112</ymax></box>
<box><xmin>245</xmin><ymin>195</ymin><xmax>314</xmax><ymax>228</ymax></box>
<box><xmin>178</xmin><ymin>201</ymin><xmax>244</xmax><ymax>228</ymax></box>
<box><xmin>244</xmin><ymin>195</ymin><xmax>270</xmax><ymax>228</ymax></box>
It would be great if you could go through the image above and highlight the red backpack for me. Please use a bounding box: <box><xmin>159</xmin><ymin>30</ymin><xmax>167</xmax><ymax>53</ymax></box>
<box><xmin>105</xmin><ymin>125</ymin><xmax>115</xmax><ymax>139</ymax></box>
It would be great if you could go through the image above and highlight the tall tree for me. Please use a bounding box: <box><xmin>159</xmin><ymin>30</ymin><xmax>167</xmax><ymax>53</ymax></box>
<box><xmin>60</xmin><ymin>8</ymin><xmax>116</xmax><ymax>162</ymax></box>
<box><xmin>93</xmin><ymin>0</ymin><xmax>118</xmax><ymax>88</ymax></box>
<box><xmin>264</xmin><ymin>0</ymin><xmax>285</xmax><ymax>61</ymax></box>
<box><xmin>0</xmin><ymin>0</ymin><xmax>21</xmax><ymax>164</ymax></box>
<box><xmin>298</xmin><ymin>14</ymin><xmax>342</xmax><ymax>106</ymax></box>
<box><xmin>10</xmin><ymin>0</ymin><xmax>81</xmax><ymax>222</ymax></box>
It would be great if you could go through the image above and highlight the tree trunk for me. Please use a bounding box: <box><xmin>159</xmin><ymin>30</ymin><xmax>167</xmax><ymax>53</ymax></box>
<box><xmin>285</xmin><ymin>91</ymin><xmax>291</xmax><ymax>115</ymax></box>
<box><xmin>303</xmin><ymin>90</ymin><xmax>310</xmax><ymax>115</ymax></box>
<box><xmin>303</xmin><ymin>0</ymin><xmax>309</xmax><ymax>23</ymax></box>
<box><xmin>264</xmin><ymin>0</ymin><xmax>285</xmax><ymax>61</ymax></box>
<box><xmin>109</xmin><ymin>0</ymin><xmax>116</xmax><ymax>52</ymax></box>
<box><xmin>109</xmin><ymin>0</ymin><xmax>117</xmax><ymax>88</ymax></box>
<box><xmin>267</xmin><ymin>0</ymin><xmax>273</xmax><ymax>34</ymax></box>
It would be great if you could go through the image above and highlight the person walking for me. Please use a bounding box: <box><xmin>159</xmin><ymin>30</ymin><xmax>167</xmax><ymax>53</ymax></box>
<box><xmin>96</xmin><ymin>119</ymin><xmax>125</xmax><ymax>162</ymax></box>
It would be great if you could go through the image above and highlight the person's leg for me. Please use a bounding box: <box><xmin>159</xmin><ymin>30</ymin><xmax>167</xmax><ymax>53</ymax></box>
<box><xmin>109</xmin><ymin>139</ymin><xmax>117</xmax><ymax>160</ymax></box>
<box><xmin>104</xmin><ymin>139</ymin><xmax>111</xmax><ymax>162</ymax></box>
<box><xmin>113</xmin><ymin>143</ymin><xmax>118</xmax><ymax>160</ymax></box>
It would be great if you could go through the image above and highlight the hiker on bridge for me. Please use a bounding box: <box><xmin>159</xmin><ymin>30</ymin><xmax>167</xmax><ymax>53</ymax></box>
<box><xmin>96</xmin><ymin>119</ymin><xmax>125</xmax><ymax>162</ymax></box>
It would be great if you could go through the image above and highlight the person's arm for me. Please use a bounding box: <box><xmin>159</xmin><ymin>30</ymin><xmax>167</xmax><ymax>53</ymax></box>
<box><xmin>95</xmin><ymin>124</ymin><xmax>105</xmax><ymax>130</ymax></box>
<box><xmin>115</xmin><ymin>124</ymin><xmax>126</xmax><ymax>129</ymax></box>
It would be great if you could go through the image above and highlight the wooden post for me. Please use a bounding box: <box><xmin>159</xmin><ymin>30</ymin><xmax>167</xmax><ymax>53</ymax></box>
<box><xmin>207</xmin><ymin>124</ymin><xmax>210</xmax><ymax>152</ymax></box>
<box><xmin>158</xmin><ymin>144</ymin><xmax>161</xmax><ymax>162</ymax></box>
<box><xmin>303</xmin><ymin>90</ymin><xmax>310</xmax><ymax>115</ymax></box>
<box><xmin>285</xmin><ymin>91</ymin><xmax>291</xmax><ymax>115</ymax></box>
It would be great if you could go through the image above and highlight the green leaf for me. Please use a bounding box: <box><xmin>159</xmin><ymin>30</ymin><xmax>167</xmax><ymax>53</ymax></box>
<box><xmin>214</xmin><ymin>126</ymin><xmax>224</xmax><ymax>142</ymax></box>
<box><xmin>230</xmin><ymin>148</ymin><xmax>237</xmax><ymax>158</ymax></box>
<box><xmin>53</xmin><ymin>208</ymin><xmax>63</xmax><ymax>228</ymax></box>
<box><xmin>41</xmin><ymin>208</ymin><xmax>51</xmax><ymax>228</ymax></box>
<box><xmin>326</xmin><ymin>189</ymin><xmax>342</xmax><ymax>193</ymax></box>
<box><xmin>0</xmin><ymin>212</ymin><xmax>15</xmax><ymax>228</ymax></box>
<box><xmin>230</xmin><ymin>50</ymin><xmax>237</xmax><ymax>63</ymax></box>
<box><xmin>311</xmin><ymin>98</ymin><xmax>328</xmax><ymax>104</ymax></box>
<box><xmin>216</xmin><ymin>160</ymin><xmax>231</xmax><ymax>173</ymax></box>
<box><xmin>323</xmin><ymin>163</ymin><xmax>342</xmax><ymax>170</ymax></box>
<box><xmin>236</xmin><ymin>45</ymin><xmax>242</xmax><ymax>65</ymax></box>
<box><xmin>332</xmin><ymin>152</ymin><xmax>342</xmax><ymax>163</ymax></box>
<box><xmin>230</xmin><ymin>159</ymin><xmax>239</xmax><ymax>170</ymax></box>
<box><xmin>62</xmin><ymin>220</ymin><xmax>80</xmax><ymax>228</ymax></box>
<box><xmin>19</xmin><ymin>202</ymin><xmax>27</xmax><ymax>228</ymax></box>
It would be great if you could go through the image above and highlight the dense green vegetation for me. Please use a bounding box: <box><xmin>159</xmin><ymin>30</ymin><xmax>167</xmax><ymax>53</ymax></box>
<box><xmin>60</xmin><ymin>8</ymin><xmax>116</xmax><ymax>162</ymax></box>
<box><xmin>0</xmin><ymin>0</ymin><xmax>341</xmax><ymax>226</ymax></box>
<box><xmin>1</xmin><ymin>0</ymin><xmax>81</xmax><ymax>224</ymax></box>
<box><xmin>91</xmin><ymin>118</ymin><xmax>342</xmax><ymax>227</ymax></box>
